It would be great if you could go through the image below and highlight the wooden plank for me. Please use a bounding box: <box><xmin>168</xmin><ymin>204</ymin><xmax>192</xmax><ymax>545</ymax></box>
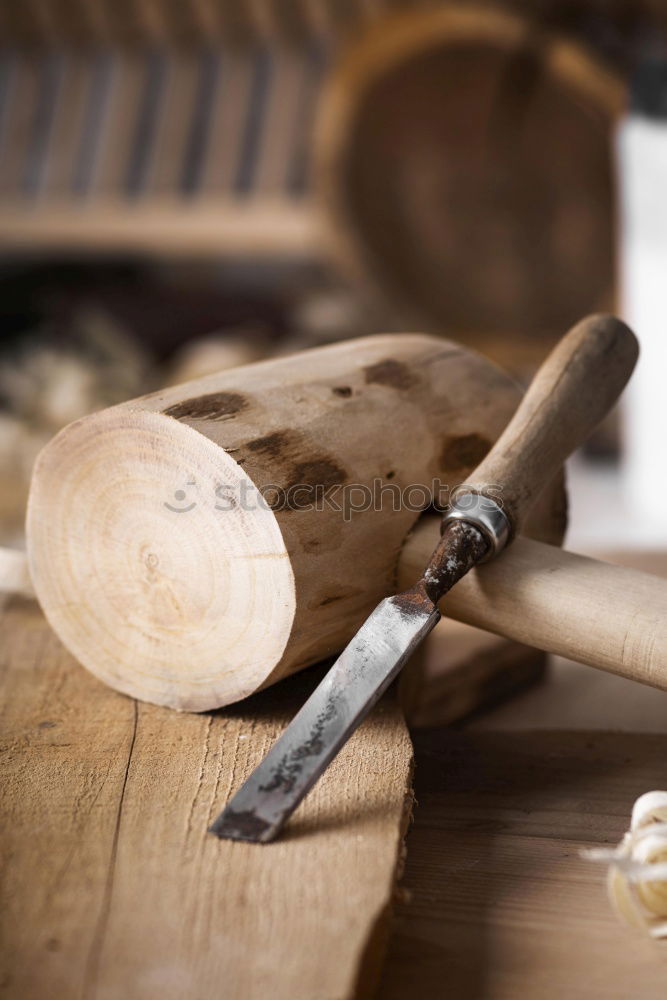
<box><xmin>381</xmin><ymin>728</ymin><xmax>667</xmax><ymax>1000</ymax></box>
<box><xmin>0</xmin><ymin>198</ymin><xmax>319</xmax><ymax>255</ymax></box>
<box><xmin>0</xmin><ymin>598</ymin><xmax>413</xmax><ymax>1000</ymax></box>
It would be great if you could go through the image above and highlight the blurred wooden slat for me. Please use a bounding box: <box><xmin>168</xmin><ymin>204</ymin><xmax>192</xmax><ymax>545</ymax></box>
<box><xmin>188</xmin><ymin>0</ymin><xmax>223</xmax><ymax>41</ymax></box>
<box><xmin>286</xmin><ymin>39</ymin><xmax>329</xmax><ymax>195</ymax></box>
<box><xmin>0</xmin><ymin>1</ymin><xmax>663</xmax><ymax>56</ymax></box>
<box><xmin>199</xmin><ymin>49</ymin><xmax>256</xmax><ymax>194</ymax></box>
<box><xmin>0</xmin><ymin>199</ymin><xmax>320</xmax><ymax>255</ymax></box>
<box><xmin>217</xmin><ymin>0</ymin><xmax>258</xmax><ymax>46</ymax></box>
<box><xmin>41</xmin><ymin>53</ymin><xmax>93</xmax><ymax>195</ymax></box>
<box><xmin>147</xmin><ymin>52</ymin><xmax>201</xmax><ymax>194</ymax></box>
<box><xmin>90</xmin><ymin>52</ymin><xmax>148</xmax><ymax>195</ymax></box>
<box><xmin>158</xmin><ymin>0</ymin><xmax>202</xmax><ymax>46</ymax></box>
<box><xmin>132</xmin><ymin>0</ymin><xmax>170</xmax><ymax>44</ymax></box>
<box><xmin>0</xmin><ymin>55</ymin><xmax>42</xmax><ymax>197</ymax></box>
<box><xmin>254</xmin><ymin>46</ymin><xmax>306</xmax><ymax>193</ymax></box>
<box><xmin>20</xmin><ymin>0</ymin><xmax>60</xmax><ymax>44</ymax></box>
<box><xmin>0</xmin><ymin>39</ymin><xmax>324</xmax><ymax>258</ymax></box>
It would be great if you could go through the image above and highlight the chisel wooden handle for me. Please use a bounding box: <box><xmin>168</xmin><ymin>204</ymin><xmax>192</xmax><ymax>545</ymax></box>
<box><xmin>457</xmin><ymin>314</ymin><xmax>639</xmax><ymax>540</ymax></box>
<box><xmin>400</xmin><ymin>522</ymin><xmax>667</xmax><ymax>691</ymax></box>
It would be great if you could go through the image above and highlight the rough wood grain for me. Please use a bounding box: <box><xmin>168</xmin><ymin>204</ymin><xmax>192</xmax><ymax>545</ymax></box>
<box><xmin>0</xmin><ymin>597</ymin><xmax>413</xmax><ymax>1000</ymax></box>
<box><xmin>381</xmin><ymin>729</ymin><xmax>667</xmax><ymax>1000</ymax></box>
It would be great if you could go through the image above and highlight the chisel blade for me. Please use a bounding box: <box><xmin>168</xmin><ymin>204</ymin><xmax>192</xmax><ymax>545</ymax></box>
<box><xmin>209</xmin><ymin>592</ymin><xmax>440</xmax><ymax>843</ymax></box>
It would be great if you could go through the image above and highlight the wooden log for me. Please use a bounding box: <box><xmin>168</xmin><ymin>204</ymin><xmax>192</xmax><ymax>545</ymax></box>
<box><xmin>26</xmin><ymin>333</ymin><xmax>566</xmax><ymax>712</ymax></box>
<box><xmin>0</xmin><ymin>596</ymin><xmax>414</xmax><ymax>1000</ymax></box>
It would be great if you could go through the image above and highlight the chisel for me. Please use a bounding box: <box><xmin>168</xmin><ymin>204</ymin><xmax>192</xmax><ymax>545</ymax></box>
<box><xmin>210</xmin><ymin>314</ymin><xmax>639</xmax><ymax>843</ymax></box>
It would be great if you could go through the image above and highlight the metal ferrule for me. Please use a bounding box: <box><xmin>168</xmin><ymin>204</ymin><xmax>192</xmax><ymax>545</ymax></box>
<box><xmin>441</xmin><ymin>493</ymin><xmax>511</xmax><ymax>561</ymax></box>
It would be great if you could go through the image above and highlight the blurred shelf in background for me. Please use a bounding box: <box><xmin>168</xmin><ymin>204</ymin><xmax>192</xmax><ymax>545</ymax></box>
<box><xmin>0</xmin><ymin>0</ymin><xmax>666</xmax><ymax>549</ymax></box>
<box><xmin>1</xmin><ymin>0</ymin><xmax>661</xmax><ymax>368</ymax></box>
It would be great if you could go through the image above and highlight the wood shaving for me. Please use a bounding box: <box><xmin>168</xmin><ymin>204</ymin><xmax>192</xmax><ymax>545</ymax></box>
<box><xmin>583</xmin><ymin>791</ymin><xmax>667</xmax><ymax>938</ymax></box>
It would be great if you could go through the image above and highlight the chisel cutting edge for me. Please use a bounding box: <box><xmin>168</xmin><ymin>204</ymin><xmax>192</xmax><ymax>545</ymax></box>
<box><xmin>209</xmin><ymin>314</ymin><xmax>638</xmax><ymax>843</ymax></box>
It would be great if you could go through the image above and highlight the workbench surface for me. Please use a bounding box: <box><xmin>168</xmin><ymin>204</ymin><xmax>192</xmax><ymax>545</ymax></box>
<box><xmin>382</xmin><ymin>551</ymin><xmax>667</xmax><ymax>999</ymax></box>
<box><xmin>0</xmin><ymin>597</ymin><xmax>412</xmax><ymax>1000</ymax></box>
<box><xmin>2</xmin><ymin>551</ymin><xmax>667</xmax><ymax>999</ymax></box>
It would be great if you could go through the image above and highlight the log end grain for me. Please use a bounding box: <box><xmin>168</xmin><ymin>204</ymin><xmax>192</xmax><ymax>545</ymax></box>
<box><xmin>26</xmin><ymin>407</ymin><xmax>296</xmax><ymax>711</ymax></box>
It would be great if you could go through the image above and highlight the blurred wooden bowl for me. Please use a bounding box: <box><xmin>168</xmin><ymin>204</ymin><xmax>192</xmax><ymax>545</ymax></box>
<box><xmin>315</xmin><ymin>4</ymin><xmax>626</xmax><ymax>367</ymax></box>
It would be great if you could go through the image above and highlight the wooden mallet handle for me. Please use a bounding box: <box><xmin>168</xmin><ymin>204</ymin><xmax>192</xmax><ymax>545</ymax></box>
<box><xmin>459</xmin><ymin>314</ymin><xmax>639</xmax><ymax>539</ymax></box>
<box><xmin>400</xmin><ymin>525</ymin><xmax>667</xmax><ymax>692</ymax></box>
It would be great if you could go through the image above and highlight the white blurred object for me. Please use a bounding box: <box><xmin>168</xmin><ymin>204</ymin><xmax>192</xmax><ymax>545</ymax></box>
<box><xmin>618</xmin><ymin>114</ymin><xmax>667</xmax><ymax>545</ymax></box>
<box><xmin>583</xmin><ymin>790</ymin><xmax>667</xmax><ymax>939</ymax></box>
<box><xmin>166</xmin><ymin>331</ymin><xmax>269</xmax><ymax>385</ymax></box>
<box><xmin>0</xmin><ymin>546</ymin><xmax>33</xmax><ymax>601</ymax></box>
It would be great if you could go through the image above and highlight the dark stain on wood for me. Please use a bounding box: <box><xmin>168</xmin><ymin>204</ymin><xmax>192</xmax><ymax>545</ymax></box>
<box><xmin>332</xmin><ymin>385</ymin><xmax>352</xmax><ymax>397</ymax></box>
<box><xmin>262</xmin><ymin>486</ymin><xmax>286</xmax><ymax>511</ymax></box>
<box><xmin>364</xmin><ymin>358</ymin><xmax>417</xmax><ymax>390</ymax></box>
<box><xmin>440</xmin><ymin>433</ymin><xmax>492</xmax><ymax>473</ymax></box>
<box><xmin>308</xmin><ymin>587</ymin><xmax>364</xmax><ymax>610</ymax></box>
<box><xmin>303</xmin><ymin>534</ymin><xmax>342</xmax><ymax>555</ymax></box>
<box><xmin>235</xmin><ymin>429</ymin><xmax>348</xmax><ymax>512</ymax></box>
<box><xmin>318</xmin><ymin>594</ymin><xmax>346</xmax><ymax>607</ymax></box>
<box><xmin>246</xmin><ymin>431</ymin><xmax>292</xmax><ymax>459</ymax></box>
<box><xmin>291</xmin><ymin>459</ymin><xmax>346</xmax><ymax>488</ymax></box>
<box><xmin>283</xmin><ymin>459</ymin><xmax>348</xmax><ymax>508</ymax></box>
<box><xmin>164</xmin><ymin>391</ymin><xmax>248</xmax><ymax>421</ymax></box>
<box><xmin>244</xmin><ymin>429</ymin><xmax>314</xmax><ymax>475</ymax></box>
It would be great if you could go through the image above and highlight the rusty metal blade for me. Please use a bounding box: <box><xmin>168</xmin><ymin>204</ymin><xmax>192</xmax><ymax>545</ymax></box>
<box><xmin>209</xmin><ymin>593</ymin><xmax>440</xmax><ymax>843</ymax></box>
